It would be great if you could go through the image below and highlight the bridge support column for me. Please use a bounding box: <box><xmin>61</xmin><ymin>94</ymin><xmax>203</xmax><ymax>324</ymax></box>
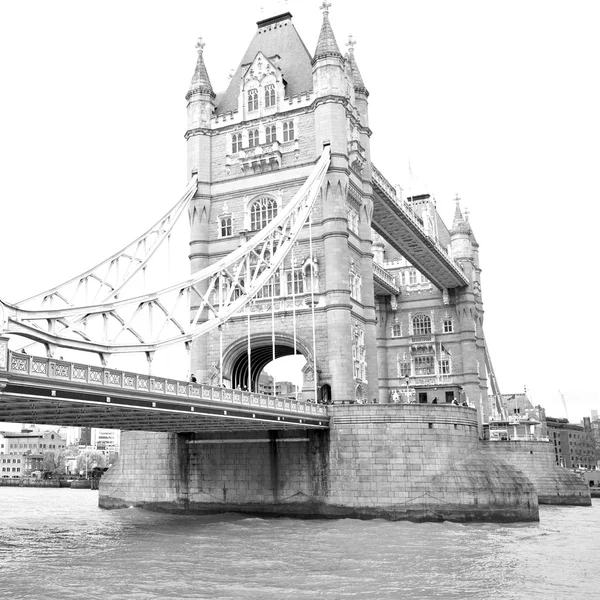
<box><xmin>99</xmin><ymin>431</ymin><xmax>190</xmax><ymax>511</ymax></box>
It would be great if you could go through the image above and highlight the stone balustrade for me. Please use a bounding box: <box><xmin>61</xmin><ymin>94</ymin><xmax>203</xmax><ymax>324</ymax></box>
<box><xmin>0</xmin><ymin>347</ymin><xmax>327</xmax><ymax>419</ymax></box>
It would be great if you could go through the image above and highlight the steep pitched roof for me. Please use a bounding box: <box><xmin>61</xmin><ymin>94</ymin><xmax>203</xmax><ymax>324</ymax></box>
<box><xmin>451</xmin><ymin>196</ymin><xmax>470</xmax><ymax>234</ymax></box>
<box><xmin>345</xmin><ymin>36</ymin><xmax>368</xmax><ymax>96</ymax></box>
<box><xmin>313</xmin><ymin>3</ymin><xmax>342</xmax><ymax>62</ymax></box>
<box><xmin>187</xmin><ymin>37</ymin><xmax>215</xmax><ymax>100</ymax></box>
<box><xmin>216</xmin><ymin>13</ymin><xmax>313</xmax><ymax>115</ymax></box>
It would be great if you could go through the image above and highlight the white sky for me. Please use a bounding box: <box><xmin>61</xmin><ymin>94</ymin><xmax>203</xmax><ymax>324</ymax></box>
<box><xmin>1</xmin><ymin>0</ymin><xmax>598</xmax><ymax>423</ymax></box>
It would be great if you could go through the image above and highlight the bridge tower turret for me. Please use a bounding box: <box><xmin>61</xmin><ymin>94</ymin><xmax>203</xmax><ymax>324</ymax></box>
<box><xmin>310</xmin><ymin>2</ymin><xmax>356</xmax><ymax>400</ymax></box>
<box><xmin>186</xmin><ymin>38</ymin><xmax>216</xmax><ymax>384</ymax></box>
<box><xmin>450</xmin><ymin>198</ymin><xmax>488</xmax><ymax>425</ymax></box>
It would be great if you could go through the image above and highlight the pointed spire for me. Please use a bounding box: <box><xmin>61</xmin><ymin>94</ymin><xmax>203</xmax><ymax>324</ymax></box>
<box><xmin>451</xmin><ymin>194</ymin><xmax>469</xmax><ymax>233</ymax></box>
<box><xmin>313</xmin><ymin>1</ymin><xmax>343</xmax><ymax>63</ymax></box>
<box><xmin>186</xmin><ymin>37</ymin><xmax>215</xmax><ymax>101</ymax></box>
<box><xmin>345</xmin><ymin>35</ymin><xmax>368</xmax><ymax>96</ymax></box>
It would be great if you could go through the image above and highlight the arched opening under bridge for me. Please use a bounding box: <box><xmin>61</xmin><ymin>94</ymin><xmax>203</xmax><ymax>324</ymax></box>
<box><xmin>225</xmin><ymin>334</ymin><xmax>313</xmax><ymax>398</ymax></box>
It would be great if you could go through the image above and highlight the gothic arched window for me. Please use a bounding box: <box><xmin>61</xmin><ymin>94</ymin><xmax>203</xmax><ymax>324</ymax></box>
<box><xmin>283</xmin><ymin>120</ymin><xmax>294</xmax><ymax>142</ymax></box>
<box><xmin>231</xmin><ymin>133</ymin><xmax>242</xmax><ymax>153</ymax></box>
<box><xmin>265</xmin><ymin>124</ymin><xmax>276</xmax><ymax>144</ymax></box>
<box><xmin>249</xmin><ymin>196</ymin><xmax>278</xmax><ymax>231</ymax></box>
<box><xmin>443</xmin><ymin>318</ymin><xmax>454</xmax><ymax>333</ymax></box>
<box><xmin>219</xmin><ymin>216</ymin><xmax>232</xmax><ymax>238</ymax></box>
<box><xmin>247</xmin><ymin>89</ymin><xmax>258</xmax><ymax>112</ymax></box>
<box><xmin>412</xmin><ymin>314</ymin><xmax>432</xmax><ymax>336</ymax></box>
<box><xmin>248</xmin><ymin>129</ymin><xmax>259</xmax><ymax>148</ymax></box>
<box><xmin>264</xmin><ymin>84</ymin><xmax>275</xmax><ymax>108</ymax></box>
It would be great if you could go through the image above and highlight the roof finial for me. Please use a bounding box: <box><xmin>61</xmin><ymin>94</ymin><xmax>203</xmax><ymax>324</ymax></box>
<box><xmin>346</xmin><ymin>34</ymin><xmax>356</xmax><ymax>53</ymax></box>
<box><xmin>320</xmin><ymin>1</ymin><xmax>331</xmax><ymax>15</ymax></box>
<box><xmin>195</xmin><ymin>37</ymin><xmax>205</xmax><ymax>55</ymax></box>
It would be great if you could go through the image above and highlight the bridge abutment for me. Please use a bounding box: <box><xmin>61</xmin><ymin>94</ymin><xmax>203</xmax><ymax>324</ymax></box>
<box><xmin>98</xmin><ymin>404</ymin><xmax>578</xmax><ymax>522</ymax></box>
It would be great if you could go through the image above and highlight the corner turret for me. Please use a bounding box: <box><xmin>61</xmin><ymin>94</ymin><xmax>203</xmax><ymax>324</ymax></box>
<box><xmin>312</xmin><ymin>2</ymin><xmax>346</xmax><ymax>99</ymax></box>
<box><xmin>450</xmin><ymin>195</ymin><xmax>473</xmax><ymax>262</ymax></box>
<box><xmin>186</xmin><ymin>37</ymin><xmax>215</xmax><ymax>181</ymax></box>
<box><xmin>186</xmin><ymin>38</ymin><xmax>216</xmax><ymax>131</ymax></box>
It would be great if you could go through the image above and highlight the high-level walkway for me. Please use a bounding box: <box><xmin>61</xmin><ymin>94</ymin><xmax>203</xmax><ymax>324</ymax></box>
<box><xmin>0</xmin><ymin>347</ymin><xmax>328</xmax><ymax>432</ymax></box>
<box><xmin>371</xmin><ymin>164</ymin><xmax>469</xmax><ymax>290</ymax></box>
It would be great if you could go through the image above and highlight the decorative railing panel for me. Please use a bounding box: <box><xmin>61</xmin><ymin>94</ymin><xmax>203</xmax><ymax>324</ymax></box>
<box><xmin>2</xmin><ymin>349</ymin><xmax>328</xmax><ymax>419</ymax></box>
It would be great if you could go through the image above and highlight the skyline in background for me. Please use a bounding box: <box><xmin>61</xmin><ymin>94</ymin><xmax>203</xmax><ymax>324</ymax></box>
<box><xmin>1</xmin><ymin>1</ymin><xmax>598</xmax><ymax>423</ymax></box>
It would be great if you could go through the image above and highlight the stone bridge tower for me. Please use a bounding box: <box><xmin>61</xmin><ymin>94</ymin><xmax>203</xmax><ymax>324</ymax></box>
<box><xmin>186</xmin><ymin>6</ymin><xmax>378</xmax><ymax>403</ymax></box>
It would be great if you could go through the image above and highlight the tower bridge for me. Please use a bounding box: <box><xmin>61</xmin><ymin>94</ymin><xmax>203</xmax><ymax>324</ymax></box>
<box><xmin>1</xmin><ymin>4</ymin><xmax>588</xmax><ymax>519</ymax></box>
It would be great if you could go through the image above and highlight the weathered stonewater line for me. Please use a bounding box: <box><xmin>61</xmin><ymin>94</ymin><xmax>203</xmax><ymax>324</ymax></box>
<box><xmin>100</xmin><ymin>404</ymin><xmax>588</xmax><ymax>521</ymax></box>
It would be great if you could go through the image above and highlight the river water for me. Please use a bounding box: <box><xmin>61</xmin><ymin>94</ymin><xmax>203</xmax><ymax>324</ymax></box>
<box><xmin>0</xmin><ymin>488</ymin><xmax>598</xmax><ymax>600</ymax></box>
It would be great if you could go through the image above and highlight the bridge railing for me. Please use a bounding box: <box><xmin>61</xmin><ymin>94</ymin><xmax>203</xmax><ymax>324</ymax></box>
<box><xmin>372</xmin><ymin>261</ymin><xmax>399</xmax><ymax>293</ymax></box>
<box><xmin>0</xmin><ymin>347</ymin><xmax>327</xmax><ymax>419</ymax></box>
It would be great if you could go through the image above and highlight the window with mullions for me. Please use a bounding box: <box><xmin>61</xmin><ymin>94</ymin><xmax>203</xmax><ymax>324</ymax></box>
<box><xmin>256</xmin><ymin>272</ymin><xmax>281</xmax><ymax>299</ymax></box>
<box><xmin>439</xmin><ymin>359</ymin><xmax>451</xmax><ymax>374</ymax></box>
<box><xmin>283</xmin><ymin>120</ymin><xmax>294</xmax><ymax>142</ymax></box>
<box><xmin>248</xmin><ymin>89</ymin><xmax>258</xmax><ymax>112</ymax></box>
<box><xmin>286</xmin><ymin>269</ymin><xmax>305</xmax><ymax>295</ymax></box>
<box><xmin>232</xmin><ymin>133</ymin><xmax>242</xmax><ymax>153</ymax></box>
<box><xmin>249</xmin><ymin>196</ymin><xmax>278</xmax><ymax>230</ymax></box>
<box><xmin>412</xmin><ymin>314</ymin><xmax>432</xmax><ymax>336</ymax></box>
<box><xmin>248</xmin><ymin>129</ymin><xmax>259</xmax><ymax>148</ymax></box>
<box><xmin>219</xmin><ymin>216</ymin><xmax>232</xmax><ymax>238</ymax></box>
<box><xmin>399</xmin><ymin>362</ymin><xmax>411</xmax><ymax>377</ymax></box>
<box><xmin>391</xmin><ymin>323</ymin><xmax>402</xmax><ymax>338</ymax></box>
<box><xmin>264</xmin><ymin>84</ymin><xmax>275</xmax><ymax>108</ymax></box>
<box><xmin>265</xmin><ymin>124</ymin><xmax>277</xmax><ymax>144</ymax></box>
<box><xmin>408</xmin><ymin>270</ymin><xmax>417</xmax><ymax>285</ymax></box>
<box><xmin>443</xmin><ymin>318</ymin><xmax>454</xmax><ymax>333</ymax></box>
<box><xmin>414</xmin><ymin>355</ymin><xmax>435</xmax><ymax>375</ymax></box>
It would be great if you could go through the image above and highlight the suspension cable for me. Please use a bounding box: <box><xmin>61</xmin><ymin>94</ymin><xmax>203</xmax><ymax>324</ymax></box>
<box><xmin>308</xmin><ymin>212</ymin><xmax>318</xmax><ymax>403</ymax></box>
<box><xmin>291</xmin><ymin>245</ymin><xmax>298</xmax><ymax>402</ymax></box>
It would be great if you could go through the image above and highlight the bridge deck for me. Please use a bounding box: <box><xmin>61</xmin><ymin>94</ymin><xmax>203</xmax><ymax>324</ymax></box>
<box><xmin>0</xmin><ymin>350</ymin><xmax>328</xmax><ymax>432</ymax></box>
<box><xmin>371</xmin><ymin>164</ymin><xmax>469</xmax><ymax>290</ymax></box>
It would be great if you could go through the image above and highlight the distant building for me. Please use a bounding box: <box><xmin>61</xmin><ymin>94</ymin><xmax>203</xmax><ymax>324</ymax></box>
<box><xmin>256</xmin><ymin>373</ymin><xmax>298</xmax><ymax>397</ymax></box>
<box><xmin>0</xmin><ymin>429</ymin><xmax>66</xmax><ymax>478</ymax></box>
<box><xmin>79</xmin><ymin>427</ymin><xmax>92</xmax><ymax>446</ymax></box>
<box><xmin>546</xmin><ymin>417</ymin><xmax>596</xmax><ymax>469</ymax></box>
<box><xmin>487</xmin><ymin>393</ymin><xmax>547</xmax><ymax>441</ymax></box>
<box><xmin>91</xmin><ymin>428</ymin><xmax>120</xmax><ymax>454</ymax></box>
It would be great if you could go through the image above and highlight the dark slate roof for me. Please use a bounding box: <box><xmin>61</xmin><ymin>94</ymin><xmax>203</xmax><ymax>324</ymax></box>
<box><xmin>187</xmin><ymin>39</ymin><xmax>215</xmax><ymax>100</ymax></box>
<box><xmin>346</xmin><ymin>48</ymin><xmax>368</xmax><ymax>95</ymax></box>
<box><xmin>216</xmin><ymin>13</ymin><xmax>313</xmax><ymax>115</ymax></box>
<box><xmin>313</xmin><ymin>7</ymin><xmax>342</xmax><ymax>61</ymax></box>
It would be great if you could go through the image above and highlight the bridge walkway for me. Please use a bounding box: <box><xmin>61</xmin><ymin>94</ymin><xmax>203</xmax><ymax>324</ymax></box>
<box><xmin>0</xmin><ymin>346</ymin><xmax>328</xmax><ymax>432</ymax></box>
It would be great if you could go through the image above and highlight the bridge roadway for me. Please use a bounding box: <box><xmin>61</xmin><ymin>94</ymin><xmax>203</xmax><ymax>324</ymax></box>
<box><xmin>371</xmin><ymin>164</ymin><xmax>469</xmax><ymax>291</ymax></box>
<box><xmin>0</xmin><ymin>348</ymin><xmax>328</xmax><ymax>432</ymax></box>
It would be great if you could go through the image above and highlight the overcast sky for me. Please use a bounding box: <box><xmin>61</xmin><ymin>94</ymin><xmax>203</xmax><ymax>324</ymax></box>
<box><xmin>1</xmin><ymin>0</ymin><xmax>598</xmax><ymax>422</ymax></box>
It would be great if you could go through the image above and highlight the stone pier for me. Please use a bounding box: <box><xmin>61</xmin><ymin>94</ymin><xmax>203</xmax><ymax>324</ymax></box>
<box><xmin>99</xmin><ymin>404</ymin><xmax>590</xmax><ymax>521</ymax></box>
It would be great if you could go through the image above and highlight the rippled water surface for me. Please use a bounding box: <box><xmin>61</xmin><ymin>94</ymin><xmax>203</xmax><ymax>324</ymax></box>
<box><xmin>0</xmin><ymin>488</ymin><xmax>598</xmax><ymax>599</ymax></box>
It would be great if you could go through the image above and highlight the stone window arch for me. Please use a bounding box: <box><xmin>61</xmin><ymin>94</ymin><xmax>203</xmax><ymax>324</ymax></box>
<box><xmin>247</xmin><ymin>89</ymin><xmax>258</xmax><ymax>112</ymax></box>
<box><xmin>265</xmin><ymin>124</ymin><xmax>277</xmax><ymax>144</ymax></box>
<box><xmin>249</xmin><ymin>196</ymin><xmax>278</xmax><ymax>231</ymax></box>
<box><xmin>231</xmin><ymin>133</ymin><xmax>242</xmax><ymax>153</ymax></box>
<box><xmin>248</xmin><ymin>129</ymin><xmax>259</xmax><ymax>148</ymax></box>
<box><xmin>412</xmin><ymin>314</ymin><xmax>432</xmax><ymax>336</ymax></box>
<box><xmin>443</xmin><ymin>317</ymin><xmax>454</xmax><ymax>333</ymax></box>
<box><xmin>219</xmin><ymin>216</ymin><xmax>232</xmax><ymax>238</ymax></box>
<box><xmin>283</xmin><ymin>120</ymin><xmax>295</xmax><ymax>142</ymax></box>
<box><xmin>264</xmin><ymin>84</ymin><xmax>276</xmax><ymax>108</ymax></box>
